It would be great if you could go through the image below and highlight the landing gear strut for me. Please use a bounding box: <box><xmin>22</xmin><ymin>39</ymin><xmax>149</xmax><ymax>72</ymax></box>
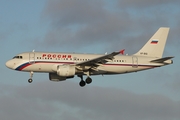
<box><xmin>28</xmin><ymin>71</ymin><xmax>33</xmax><ymax>83</ymax></box>
<box><xmin>78</xmin><ymin>75</ymin><xmax>92</xmax><ymax>87</ymax></box>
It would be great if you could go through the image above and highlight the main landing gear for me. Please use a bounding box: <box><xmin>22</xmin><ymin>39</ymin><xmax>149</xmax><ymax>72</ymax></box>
<box><xmin>28</xmin><ymin>71</ymin><xmax>33</xmax><ymax>83</ymax></box>
<box><xmin>78</xmin><ymin>75</ymin><xmax>92</xmax><ymax>87</ymax></box>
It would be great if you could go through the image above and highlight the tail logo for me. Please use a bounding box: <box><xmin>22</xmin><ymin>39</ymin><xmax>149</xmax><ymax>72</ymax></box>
<box><xmin>151</xmin><ymin>39</ymin><xmax>158</xmax><ymax>44</ymax></box>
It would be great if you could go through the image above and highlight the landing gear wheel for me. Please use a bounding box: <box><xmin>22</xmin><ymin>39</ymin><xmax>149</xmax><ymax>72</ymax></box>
<box><xmin>85</xmin><ymin>77</ymin><xmax>92</xmax><ymax>84</ymax></box>
<box><xmin>79</xmin><ymin>80</ymin><xmax>86</xmax><ymax>87</ymax></box>
<box><xmin>28</xmin><ymin>79</ymin><xmax>33</xmax><ymax>83</ymax></box>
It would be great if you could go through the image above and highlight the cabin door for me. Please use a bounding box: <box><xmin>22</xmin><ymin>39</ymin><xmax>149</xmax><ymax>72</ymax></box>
<box><xmin>29</xmin><ymin>52</ymin><xmax>35</xmax><ymax>64</ymax></box>
<box><xmin>132</xmin><ymin>56</ymin><xmax>138</xmax><ymax>68</ymax></box>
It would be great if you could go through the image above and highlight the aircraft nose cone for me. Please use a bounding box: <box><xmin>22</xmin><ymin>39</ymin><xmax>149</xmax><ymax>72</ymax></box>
<box><xmin>6</xmin><ymin>60</ymin><xmax>13</xmax><ymax>69</ymax></box>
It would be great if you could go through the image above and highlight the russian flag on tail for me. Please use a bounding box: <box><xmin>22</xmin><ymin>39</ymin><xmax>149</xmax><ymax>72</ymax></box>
<box><xmin>151</xmin><ymin>39</ymin><xmax>158</xmax><ymax>44</ymax></box>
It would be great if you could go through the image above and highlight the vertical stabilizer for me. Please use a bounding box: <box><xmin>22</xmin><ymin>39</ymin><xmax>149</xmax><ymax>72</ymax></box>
<box><xmin>135</xmin><ymin>27</ymin><xmax>169</xmax><ymax>58</ymax></box>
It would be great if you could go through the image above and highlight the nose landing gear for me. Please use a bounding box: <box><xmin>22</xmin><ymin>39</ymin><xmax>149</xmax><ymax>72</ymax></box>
<box><xmin>28</xmin><ymin>71</ymin><xmax>33</xmax><ymax>83</ymax></box>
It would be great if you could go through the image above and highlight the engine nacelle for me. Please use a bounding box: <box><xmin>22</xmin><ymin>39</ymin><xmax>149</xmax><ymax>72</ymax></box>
<box><xmin>57</xmin><ymin>64</ymin><xmax>75</xmax><ymax>77</ymax></box>
<box><xmin>49</xmin><ymin>73</ymin><xmax>74</xmax><ymax>81</ymax></box>
<box><xmin>49</xmin><ymin>73</ymin><xmax>66</xmax><ymax>81</ymax></box>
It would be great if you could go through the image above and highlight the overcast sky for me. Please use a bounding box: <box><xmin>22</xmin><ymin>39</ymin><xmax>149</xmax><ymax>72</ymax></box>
<box><xmin>0</xmin><ymin>0</ymin><xmax>180</xmax><ymax>120</ymax></box>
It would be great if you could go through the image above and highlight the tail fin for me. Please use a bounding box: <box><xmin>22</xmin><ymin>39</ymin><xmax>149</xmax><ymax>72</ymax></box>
<box><xmin>134</xmin><ymin>27</ymin><xmax>170</xmax><ymax>58</ymax></box>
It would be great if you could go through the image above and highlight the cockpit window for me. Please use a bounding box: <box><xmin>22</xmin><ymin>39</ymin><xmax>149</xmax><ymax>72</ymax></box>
<box><xmin>13</xmin><ymin>56</ymin><xmax>18</xmax><ymax>59</ymax></box>
<box><xmin>13</xmin><ymin>56</ymin><xmax>23</xmax><ymax>59</ymax></box>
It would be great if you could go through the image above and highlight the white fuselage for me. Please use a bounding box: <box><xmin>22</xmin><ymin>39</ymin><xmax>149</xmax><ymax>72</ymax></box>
<box><xmin>6</xmin><ymin>51</ymin><xmax>169</xmax><ymax>75</ymax></box>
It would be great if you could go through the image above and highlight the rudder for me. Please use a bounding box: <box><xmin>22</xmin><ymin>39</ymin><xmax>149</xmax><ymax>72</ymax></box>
<box><xmin>134</xmin><ymin>27</ymin><xmax>170</xmax><ymax>58</ymax></box>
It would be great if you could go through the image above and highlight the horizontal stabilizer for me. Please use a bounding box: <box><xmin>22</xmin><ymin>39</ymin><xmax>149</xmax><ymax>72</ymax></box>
<box><xmin>150</xmin><ymin>57</ymin><xmax>174</xmax><ymax>63</ymax></box>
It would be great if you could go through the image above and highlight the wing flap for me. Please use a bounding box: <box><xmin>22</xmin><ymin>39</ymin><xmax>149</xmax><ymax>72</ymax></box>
<box><xmin>76</xmin><ymin>51</ymin><xmax>121</xmax><ymax>66</ymax></box>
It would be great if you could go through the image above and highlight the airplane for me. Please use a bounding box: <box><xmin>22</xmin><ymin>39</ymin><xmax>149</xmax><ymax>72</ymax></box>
<box><xmin>6</xmin><ymin>27</ymin><xmax>173</xmax><ymax>87</ymax></box>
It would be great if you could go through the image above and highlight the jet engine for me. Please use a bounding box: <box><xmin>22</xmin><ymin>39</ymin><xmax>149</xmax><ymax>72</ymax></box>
<box><xmin>49</xmin><ymin>64</ymin><xmax>75</xmax><ymax>81</ymax></box>
<box><xmin>57</xmin><ymin>64</ymin><xmax>76</xmax><ymax>77</ymax></box>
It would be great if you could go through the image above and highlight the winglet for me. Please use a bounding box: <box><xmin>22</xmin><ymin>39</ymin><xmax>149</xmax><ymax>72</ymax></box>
<box><xmin>120</xmin><ymin>49</ymin><xmax>125</xmax><ymax>55</ymax></box>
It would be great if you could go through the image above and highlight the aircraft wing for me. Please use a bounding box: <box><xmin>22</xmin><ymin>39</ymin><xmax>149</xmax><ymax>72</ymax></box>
<box><xmin>76</xmin><ymin>51</ymin><xmax>122</xmax><ymax>67</ymax></box>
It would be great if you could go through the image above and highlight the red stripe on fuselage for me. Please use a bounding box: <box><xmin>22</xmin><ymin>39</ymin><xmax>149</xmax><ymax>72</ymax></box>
<box><xmin>16</xmin><ymin>61</ymin><xmax>159</xmax><ymax>71</ymax></box>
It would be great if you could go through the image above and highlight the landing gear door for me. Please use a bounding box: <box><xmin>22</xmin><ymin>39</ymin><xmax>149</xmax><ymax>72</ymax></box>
<box><xmin>132</xmin><ymin>56</ymin><xmax>138</xmax><ymax>68</ymax></box>
<box><xmin>29</xmin><ymin>52</ymin><xmax>35</xmax><ymax>64</ymax></box>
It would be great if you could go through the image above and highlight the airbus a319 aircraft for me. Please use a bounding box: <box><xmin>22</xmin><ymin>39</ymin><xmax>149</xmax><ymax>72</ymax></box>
<box><xmin>6</xmin><ymin>27</ymin><xmax>173</xmax><ymax>87</ymax></box>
